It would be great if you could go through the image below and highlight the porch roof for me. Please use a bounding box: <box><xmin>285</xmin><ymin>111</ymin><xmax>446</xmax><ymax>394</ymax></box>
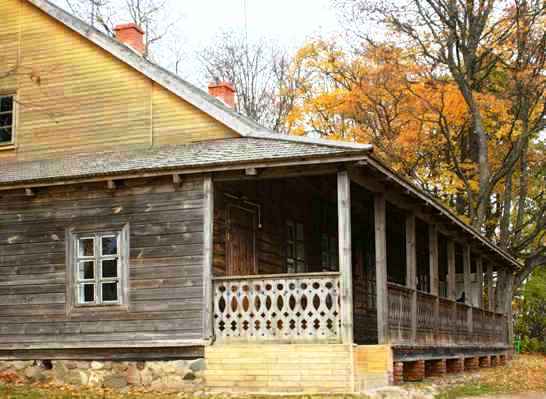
<box><xmin>0</xmin><ymin>137</ymin><xmax>370</xmax><ymax>187</ymax></box>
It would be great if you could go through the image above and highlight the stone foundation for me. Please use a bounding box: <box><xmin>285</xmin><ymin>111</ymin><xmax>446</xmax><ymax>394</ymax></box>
<box><xmin>393</xmin><ymin>362</ymin><xmax>404</xmax><ymax>385</ymax></box>
<box><xmin>446</xmin><ymin>358</ymin><xmax>464</xmax><ymax>373</ymax></box>
<box><xmin>479</xmin><ymin>356</ymin><xmax>491</xmax><ymax>368</ymax></box>
<box><xmin>464</xmin><ymin>357</ymin><xmax>479</xmax><ymax>371</ymax></box>
<box><xmin>0</xmin><ymin>359</ymin><xmax>205</xmax><ymax>392</ymax></box>
<box><xmin>425</xmin><ymin>359</ymin><xmax>446</xmax><ymax>377</ymax></box>
<box><xmin>403</xmin><ymin>360</ymin><xmax>425</xmax><ymax>382</ymax></box>
<box><xmin>490</xmin><ymin>355</ymin><xmax>498</xmax><ymax>367</ymax></box>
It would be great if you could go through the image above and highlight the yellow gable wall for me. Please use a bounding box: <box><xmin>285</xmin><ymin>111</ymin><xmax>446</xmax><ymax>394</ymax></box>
<box><xmin>0</xmin><ymin>0</ymin><xmax>238</xmax><ymax>163</ymax></box>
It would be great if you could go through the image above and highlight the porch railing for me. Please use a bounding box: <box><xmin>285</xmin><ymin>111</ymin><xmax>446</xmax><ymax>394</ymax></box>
<box><xmin>388</xmin><ymin>283</ymin><xmax>507</xmax><ymax>346</ymax></box>
<box><xmin>212</xmin><ymin>272</ymin><xmax>341</xmax><ymax>343</ymax></box>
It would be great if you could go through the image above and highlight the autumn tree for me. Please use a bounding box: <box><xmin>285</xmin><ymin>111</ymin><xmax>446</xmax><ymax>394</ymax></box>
<box><xmin>288</xmin><ymin>0</ymin><xmax>545</xmax><ymax>286</ymax></box>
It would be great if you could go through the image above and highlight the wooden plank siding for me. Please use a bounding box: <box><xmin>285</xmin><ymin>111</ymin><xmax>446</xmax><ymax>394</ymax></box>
<box><xmin>0</xmin><ymin>175</ymin><xmax>207</xmax><ymax>350</ymax></box>
<box><xmin>0</xmin><ymin>0</ymin><xmax>237</xmax><ymax>163</ymax></box>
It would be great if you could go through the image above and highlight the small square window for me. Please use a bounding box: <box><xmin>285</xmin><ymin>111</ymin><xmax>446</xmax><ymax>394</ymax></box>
<box><xmin>0</xmin><ymin>95</ymin><xmax>14</xmax><ymax>145</ymax></box>
<box><xmin>72</xmin><ymin>230</ymin><xmax>126</xmax><ymax>306</ymax></box>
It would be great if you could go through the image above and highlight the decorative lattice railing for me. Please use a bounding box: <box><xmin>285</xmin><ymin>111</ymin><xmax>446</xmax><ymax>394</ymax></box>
<box><xmin>212</xmin><ymin>272</ymin><xmax>341</xmax><ymax>343</ymax></box>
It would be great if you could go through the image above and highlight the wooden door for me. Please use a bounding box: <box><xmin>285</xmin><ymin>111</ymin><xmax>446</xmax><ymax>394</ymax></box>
<box><xmin>226</xmin><ymin>205</ymin><xmax>256</xmax><ymax>276</ymax></box>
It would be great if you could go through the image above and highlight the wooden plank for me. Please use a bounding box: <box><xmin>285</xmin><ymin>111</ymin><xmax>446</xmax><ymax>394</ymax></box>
<box><xmin>447</xmin><ymin>241</ymin><xmax>456</xmax><ymax>301</ymax></box>
<box><xmin>337</xmin><ymin>170</ymin><xmax>353</xmax><ymax>344</ymax></box>
<box><xmin>476</xmin><ymin>256</ymin><xmax>484</xmax><ymax>309</ymax></box>
<box><xmin>428</xmin><ymin>224</ymin><xmax>440</xmax><ymax>342</ymax></box>
<box><xmin>406</xmin><ymin>214</ymin><xmax>417</xmax><ymax>342</ymax></box>
<box><xmin>0</xmin><ymin>346</ymin><xmax>205</xmax><ymax>361</ymax></box>
<box><xmin>203</xmin><ymin>175</ymin><xmax>214</xmax><ymax>341</ymax></box>
<box><xmin>374</xmin><ymin>193</ymin><xmax>388</xmax><ymax>344</ymax></box>
<box><xmin>463</xmin><ymin>245</ymin><xmax>473</xmax><ymax>333</ymax></box>
<box><xmin>486</xmin><ymin>263</ymin><xmax>494</xmax><ymax>312</ymax></box>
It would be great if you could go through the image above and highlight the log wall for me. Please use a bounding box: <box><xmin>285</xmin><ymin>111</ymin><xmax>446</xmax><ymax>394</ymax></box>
<box><xmin>0</xmin><ymin>176</ymin><xmax>207</xmax><ymax>352</ymax></box>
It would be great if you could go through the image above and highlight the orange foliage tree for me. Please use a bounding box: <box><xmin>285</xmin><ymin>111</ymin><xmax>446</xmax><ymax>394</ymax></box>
<box><xmin>285</xmin><ymin>0</ymin><xmax>545</xmax><ymax>287</ymax></box>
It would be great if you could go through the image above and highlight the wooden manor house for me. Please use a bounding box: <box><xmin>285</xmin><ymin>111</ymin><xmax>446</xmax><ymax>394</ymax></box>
<box><xmin>0</xmin><ymin>0</ymin><xmax>518</xmax><ymax>394</ymax></box>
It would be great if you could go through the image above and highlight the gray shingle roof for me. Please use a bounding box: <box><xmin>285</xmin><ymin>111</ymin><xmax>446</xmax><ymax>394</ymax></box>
<box><xmin>1</xmin><ymin>137</ymin><xmax>369</xmax><ymax>186</ymax></box>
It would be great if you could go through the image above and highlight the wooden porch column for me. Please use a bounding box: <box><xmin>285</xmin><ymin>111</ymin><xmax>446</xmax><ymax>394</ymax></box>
<box><xmin>463</xmin><ymin>245</ymin><xmax>473</xmax><ymax>334</ymax></box>
<box><xmin>406</xmin><ymin>214</ymin><xmax>417</xmax><ymax>342</ymax></box>
<box><xmin>505</xmin><ymin>272</ymin><xmax>514</xmax><ymax>345</ymax></box>
<box><xmin>374</xmin><ymin>193</ymin><xmax>389</xmax><ymax>344</ymax></box>
<box><xmin>447</xmin><ymin>241</ymin><xmax>457</xmax><ymax>301</ymax></box>
<box><xmin>495</xmin><ymin>268</ymin><xmax>507</xmax><ymax>314</ymax></box>
<box><xmin>337</xmin><ymin>170</ymin><xmax>353</xmax><ymax>344</ymax></box>
<box><xmin>486</xmin><ymin>263</ymin><xmax>494</xmax><ymax>312</ymax></box>
<box><xmin>203</xmin><ymin>175</ymin><xmax>214</xmax><ymax>340</ymax></box>
<box><xmin>429</xmin><ymin>225</ymin><xmax>440</xmax><ymax>339</ymax></box>
<box><xmin>476</xmin><ymin>257</ymin><xmax>484</xmax><ymax>309</ymax></box>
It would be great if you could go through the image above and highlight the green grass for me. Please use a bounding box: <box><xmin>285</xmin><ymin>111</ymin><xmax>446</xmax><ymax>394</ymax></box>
<box><xmin>434</xmin><ymin>383</ymin><xmax>499</xmax><ymax>399</ymax></box>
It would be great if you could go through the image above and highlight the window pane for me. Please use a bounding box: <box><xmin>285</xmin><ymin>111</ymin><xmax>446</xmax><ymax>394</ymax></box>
<box><xmin>0</xmin><ymin>127</ymin><xmax>12</xmax><ymax>143</ymax></box>
<box><xmin>78</xmin><ymin>238</ymin><xmax>94</xmax><ymax>257</ymax></box>
<box><xmin>296</xmin><ymin>223</ymin><xmax>304</xmax><ymax>240</ymax></box>
<box><xmin>102</xmin><ymin>236</ymin><xmax>118</xmax><ymax>255</ymax></box>
<box><xmin>296</xmin><ymin>243</ymin><xmax>305</xmax><ymax>260</ymax></box>
<box><xmin>296</xmin><ymin>261</ymin><xmax>305</xmax><ymax>273</ymax></box>
<box><xmin>78</xmin><ymin>261</ymin><xmax>94</xmax><ymax>280</ymax></box>
<box><xmin>286</xmin><ymin>222</ymin><xmax>295</xmax><ymax>241</ymax></box>
<box><xmin>287</xmin><ymin>243</ymin><xmax>294</xmax><ymax>258</ymax></box>
<box><xmin>102</xmin><ymin>259</ymin><xmax>118</xmax><ymax>278</ymax></box>
<box><xmin>0</xmin><ymin>113</ymin><xmax>12</xmax><ymax>127</ymax></box>
<box><xmin>80</xmin><ymin>284</ymin><xmax>95</xmax><ymax>303</ymax></box>
<box><xmin>0</xmin><ymin>97</ymin><xmax>12</xmax><ymax>112</ymax></box>
<box><xmin>102</xmin><ymin>282</ymin><xmax>118</xmax><ymax>302</ymax></box>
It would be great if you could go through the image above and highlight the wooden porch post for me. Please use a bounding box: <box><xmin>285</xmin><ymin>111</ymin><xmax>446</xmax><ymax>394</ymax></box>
<box><xmin>203</xmin><ymin>175</ymin><xmax>214</xmax><ymax>340</ymax></box>
<box><xmin>337</xmin><ymin>170</ymin><xmax>353</xmax><ymax>345</ymax></box>
<box><xmin>495</xmin><ymin>268</ymin><xmax>507</xmax><ymax>314</ymax></box>
<box><xmin>374</xmin><ymin>193</ymin><xmax>389</xmax><ymax>344</ymax></box>
<box><xmin>429</xmin><ymin>225</ymin><xmax>440</xmax><ymax>340</ymax></box>
<box><xmin>406</xmin><ymin>214</ymin><xmax>417</xmax><ymax>342</ymax></box>
<box><xmin>476</xmin><ymin>257</ymin><xmax>484</xmax><ymax>309</ymax></box>
<box><xmin>486</xmin><ymin>263</ymin><xmax>494</xmax><ymax>312</ymax></box>
<box><xmin>447</xmin><ymin>241</ymin><xmax>456</xmax><ymax>301</ymax></box>
<box><xmin>463</xmin><ymin>245</ymin><xmax>473</xmax><ymax>334</ymax></box>
<box><xmin>505</xmin><ymin>272</ymin><xmax>514</xmax><ymax>345</ymax></box>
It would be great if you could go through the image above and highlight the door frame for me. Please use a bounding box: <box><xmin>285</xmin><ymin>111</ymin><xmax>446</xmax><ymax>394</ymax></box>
<box><xmin>226</xmin><ymin>203</ymin><xmax>257</xmax><ymax>276</ymax></box>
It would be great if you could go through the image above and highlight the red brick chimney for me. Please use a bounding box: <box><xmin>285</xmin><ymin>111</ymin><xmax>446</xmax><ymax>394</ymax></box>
<box><xmin>208</xmin><ymin>81</ymin><xmax>236</xmax><ymax>108</ymax></box>
<box><xmin>114</xmin><ymin>23</ymin><xmax>145</xmax><ymax>55</ymax></box>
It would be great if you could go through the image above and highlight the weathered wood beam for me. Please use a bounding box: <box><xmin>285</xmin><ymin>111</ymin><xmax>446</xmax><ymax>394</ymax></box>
<box><xmin>463</xmin><ymin>245</ymin><xmax>473</xmax><ymax>334</ymax></box>
<box><xmin>476</xmin><ymin>256</ymin><xmax>484</xmax><ymax>309</ymax></box>
<box><xmin>244</xmin><ymin>167</ymin><xmax>258</xmax><ymax>176</ymax></box>
<box><xmin>429</xmin><ymin>224</ymin><xmax>440</xmax><ymax>341</ymax></box>
<box><xmin>406</xmin><ymin>214</ymin><xmax>418</xmax><ymax>342</ymax></box>
<box><xmin>203</xmin><ymin>175</ymin><xmax>214</xmax><ymax>340</ymax></box>
<box><xmin>374</xmin><ymin>193</ymin><xmax>389</xmax><ymax>344</ymax></box>
<box><xmin>337</xmin><ymin>170</ymin><xmax>354</xmax><ymax>345</ymax></box>
<box><xmin>447</xmin><ymin>241</ymin><xmax>457</xmax><ymax>301</ymax></box>
<box><xmin>486</xmin><ymin>263</ymin><xmax>494</xmax><ymax>312</ymax></box>
<box><xmin>172</xmin><ymin>174</ymin><xmax>183</xmax><ymax>186</ymax></box>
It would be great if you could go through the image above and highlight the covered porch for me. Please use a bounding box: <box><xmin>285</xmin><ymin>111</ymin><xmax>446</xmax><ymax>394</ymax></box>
<box><xmin>206</xmin><ymin>162</ymin><xmax>514</xmax><ymax>352</ymax></box>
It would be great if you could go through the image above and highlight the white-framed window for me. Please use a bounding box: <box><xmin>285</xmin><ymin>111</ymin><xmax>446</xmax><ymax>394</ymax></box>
<box><xmin>0</xmin><ymin>94</ymin><xmax>15</xmax><ymax>145</ymax></box>
<box><xmin>73</xmin><ymin>231</ymin><xmax>124</xmax><ymax>306</ymax></box>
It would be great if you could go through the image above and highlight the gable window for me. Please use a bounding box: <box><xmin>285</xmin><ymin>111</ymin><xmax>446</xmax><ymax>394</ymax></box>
<box><xmin>0</xmin><ymin>95</ymin><xmax>15</xmax><ymax>145</ymax></box>
<box><xmin>286</xmin><ymin>220</ymin><xmax>305</xmax><ymax>273</ymax></box>
<box><xmin>71</xmin><ymin>228</ymin><xmax>128</xmax><ymax>306</ymax></box>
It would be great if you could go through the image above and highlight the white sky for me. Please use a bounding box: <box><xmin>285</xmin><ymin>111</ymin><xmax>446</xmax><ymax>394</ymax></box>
<box><xmin>176</xmin><ymin>0</ymin><xmax>339</xmax><ymax>47</ymax></box>
<box><xmin>54</xmin><ymin>0</ymin><xmax>341</xmax><ymax>85</ymax></box>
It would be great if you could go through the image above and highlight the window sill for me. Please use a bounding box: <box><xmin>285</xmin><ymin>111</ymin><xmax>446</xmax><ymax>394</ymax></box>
<box><xmin>0</xmin><ymin>144</ymin><xmax>16</xmax><ymax>151</ymax></box>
